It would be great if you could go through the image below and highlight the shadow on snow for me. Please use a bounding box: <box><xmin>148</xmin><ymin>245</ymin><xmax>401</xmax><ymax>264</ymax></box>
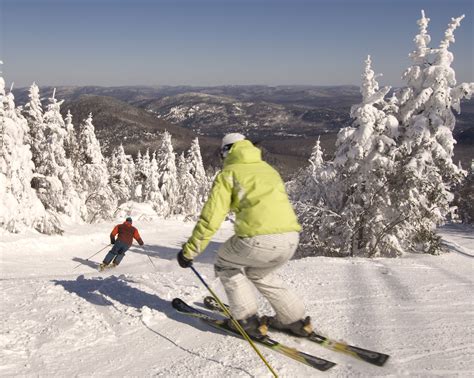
<box><xmin>72</xmin><ymin>257</ymin><xmax>100</xmax><ymax>269</ymax></box>
<box><xmin>127</xmin><ymin>240</ymin><xmax>225</xmax><ymax>265</ymax></box>
<box><xmin>52</xmin><ymin>274</ymin><xmax>253</xmax><ymax>376</ymax></box>
<box><xmin>71</xmin><ymin>240</ymin><xmax>224</xmax><ymax>269</ymax></box>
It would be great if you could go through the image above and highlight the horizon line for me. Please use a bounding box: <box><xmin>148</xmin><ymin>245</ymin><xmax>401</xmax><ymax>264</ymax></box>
<box><xmin>10</xmin><ymin>83</ymin><xmax>362</xmax><ymax>90</ymax></box>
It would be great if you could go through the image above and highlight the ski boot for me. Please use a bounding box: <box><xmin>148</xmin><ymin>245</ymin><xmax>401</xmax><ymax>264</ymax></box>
<box><xmin>99</xmin><ymin>262</ymin><xmax>119</xmax><ymax>272</ymax></box>
<box><xmin>264</xmin><ymin>315</ymin><xmax>313</xmax><ymax>337</ymax></box>
<box><xmin>225</xmin><ymin>315</ymin><xmax>269</xmax><ymax>338</ymax></box>
<box><xmin>98</xmin><ymin>263</ymin><xmax>107</xmax><ymax>272</ymax></box>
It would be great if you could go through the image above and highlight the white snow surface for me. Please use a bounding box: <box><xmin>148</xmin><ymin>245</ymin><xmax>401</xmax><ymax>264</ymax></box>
<box><xmin>1</xmin><ymin>219</ymin><xmax>473</xmax><ymax>377</ymax></box>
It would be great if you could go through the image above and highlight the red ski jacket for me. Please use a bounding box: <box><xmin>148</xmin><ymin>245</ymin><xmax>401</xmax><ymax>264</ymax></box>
<box><xmin>110</xmin><ymin>221</ymin><xmax>144</xmax><ymax>247</ymax></box>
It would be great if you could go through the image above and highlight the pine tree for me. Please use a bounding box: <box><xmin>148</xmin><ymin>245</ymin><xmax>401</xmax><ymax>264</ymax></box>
<box><xmin>77</xmin><ymin>113</ymin><xmax>116</xmax><ymax>222</ymax></box>
<box><xmin>292</xmin><ymin>12</ymin><xmax>472</xmax><ymax>257</ymax></box>
<box><xmin>108</xmin><ymin>144</ymin><xmax>135</xmax><ymax>204</ymax></box>
<box><xmin>183</xmin><ymin>137</ymin><xmax>209</xmax><ymax>218</ymax></box>
<box><xmin>145</xmin><ymin>151</ymin><xmax>165</xmax><ymax>213</ymax></box>
<box><xmin>453</xmin><ymin>163</ymin><xmax>474</xmax><ymax>223</ymax></box>
<box><xmin>333</xmin><ymin>56</ymin><xmax>399</xmax><ymax>256</ymax></box>
<box><xmin>177</xmin><ymin>145</ymin><xmax>204</xmax><ymax>220</ymax></box>
<box><xmin>64</xmin><ymin>110</ymin><xmax>78</xmax><ymax>162</ymax></box>
<box><xmin>288</xmin><ymin>136</ymin><xmax>328</xmax><ymax>204</ymax></box>
<box><xmin>296</xmin><ymin>57</ymin><xmax>400</xmax><ymax>257</ymax></box>
<box><xmin>176</xmin><ymin>153</ymin><xmax>189</xmax><ymax>215</ymax></box>
<box><xmin>390</xmin><ymin>11</ymin><xmax>473</xmax><ymax>254</ymax></box>
<box><xmin>0</xmin><ymin>67</ymin><xmax>61</xmax><ymax>234</ymax></box>
<box><xmin>134</xmin><ymin>150</ymin><xmax>144</xmax><ymax>200</ymax></box>
<box><xmin>134</xmin><ymin>149</ymin><xmax>151</xmax><ymax>202</ymax></box>
<box><xmin>141</xmin><ymin>149</ymin><xmax>152</xmax><ymax>201</ymax></box>
<box><xmin>156</xmin><ymin>131</ymin><xmax>179</xmax><ymax>217</ymax></box>
<box><xmin>23</xmin><ymin>82</ymin><xmax>46</xmax><ymax>171</ymax></box>
<box><xmin>308</xmin><ymin>137</ymin><xmax>324</xmax><ymax>174</ymax></box>
<box><xmin>187</xmin><ymin>138</ymin><xmax>207</xmax><ymax>185</ymax></box>
<box><xmin>36</xmin><ymin>90</ymin><xmax>81</xmax><ymax>218</ymax></box>
<box><xmin>287</xmin><ymin>137</ymin><xmax>334</xmax><ymax>256</ymax></box>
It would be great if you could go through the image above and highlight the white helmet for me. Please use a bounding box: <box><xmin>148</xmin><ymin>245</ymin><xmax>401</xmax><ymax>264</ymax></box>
<box><xmin>221</xmin><ymin>133</ymin><xmax>246</xmax><ymax>148</ymax></box>
<box><xmin>220</xmin><ymin>133</ymin><xmax>246</xmax><ymax>159</ymax></box>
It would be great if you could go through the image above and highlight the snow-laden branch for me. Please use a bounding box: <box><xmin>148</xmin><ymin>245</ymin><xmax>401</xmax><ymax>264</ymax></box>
<box><xmin>439</xmin><ymin>15</ymin><xmax>465</xmax><ymax>50</ymax></box>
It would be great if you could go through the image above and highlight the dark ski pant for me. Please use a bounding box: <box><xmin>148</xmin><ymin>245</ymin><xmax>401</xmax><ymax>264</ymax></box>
<box><xmin>103</xmin><ymin>240</ymin><xmax>130</xmax><ymax>265</ymax></box>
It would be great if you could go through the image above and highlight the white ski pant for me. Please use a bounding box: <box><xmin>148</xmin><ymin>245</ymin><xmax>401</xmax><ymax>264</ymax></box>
<box><xmin>215</xmin><ymin>231</ymin><xmax>305</xmax><ymax>324</ymax></box>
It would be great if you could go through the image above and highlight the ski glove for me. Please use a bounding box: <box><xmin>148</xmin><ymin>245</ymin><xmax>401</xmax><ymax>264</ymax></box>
<box><xmin>177</xmin><ymin>250</ymin><xmax>193</xmax><ymax>268</ymax></box>
<box><xmin>110</xmin><ymin>236</ymin><xmax>115</xmax><ymax>244</ymax></box>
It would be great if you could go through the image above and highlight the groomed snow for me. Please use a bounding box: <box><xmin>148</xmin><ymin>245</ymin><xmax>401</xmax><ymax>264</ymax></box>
<box><xmin>1</xmin><ymin>219</ymin><xmax>472</xmax><ymax>377</ymax></box>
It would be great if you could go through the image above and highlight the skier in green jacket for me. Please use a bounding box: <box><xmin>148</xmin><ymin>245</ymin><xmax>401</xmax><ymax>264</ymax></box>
<box><xmin>177</xmin><ymin>133</ymin><xmax>313</xmax><ymax>338</ymax></box>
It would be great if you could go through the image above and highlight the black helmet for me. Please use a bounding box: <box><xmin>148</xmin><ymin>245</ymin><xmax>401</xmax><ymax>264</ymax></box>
<box><xmin>126</xmin><ymin>217</ymin><xmax>132</xmax><ymax>223</ymax></box>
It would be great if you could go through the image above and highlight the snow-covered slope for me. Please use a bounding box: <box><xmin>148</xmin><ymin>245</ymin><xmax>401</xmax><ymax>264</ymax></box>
<box><xmin>1</xmin><ymin>220</ymin><xmax>472</xmax><ymax>377</ymax></box>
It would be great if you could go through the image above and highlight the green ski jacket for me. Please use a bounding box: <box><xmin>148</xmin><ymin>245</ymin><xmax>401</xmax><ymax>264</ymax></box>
<box><xmin>183</xmin><ymin>139</ymin><xmax>301</xmax><ymax>259</ymax></box>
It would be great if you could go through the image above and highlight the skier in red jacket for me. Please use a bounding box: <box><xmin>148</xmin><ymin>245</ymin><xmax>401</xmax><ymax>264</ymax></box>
<box><xmin>99</xmin><ymin>217</ymin><xmax>144</xmax><ymax>271</ymax></box>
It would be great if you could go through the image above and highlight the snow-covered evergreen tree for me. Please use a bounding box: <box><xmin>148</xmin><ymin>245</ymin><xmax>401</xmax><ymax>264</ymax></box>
<box><xmin>176</xmin><ymin>139</ymin><xmax>208</xmax><ymax>220</ymax></box>
<box><xmin>76</xmin><ymin>113</ymin><xmax>116</xmax><ymax>222</ymax></box>
<box><xmin>453</xmin><ymin>164</ymin><xmax>474</xmax><ymax>223</ymax></box>
<box><xmin>64</xmin><ymin>110</ymin><xmax>78</xmax><ymax>162</ymax></box>
<box><xmin>133</xmin><ymin>150</ymin><xmax>144</xmax><ymax>200</ymax></box>
<box><xmin>108</xmin><ymin>144</ymin><xmax>135</xmax><ymax>205</ymax></box>
<box><xmin>63</xmin><ymin>110</ymin><xmax>82</xmax><ymax>200</ymax></box>
<box><xmin>0</xmin><ymin>67</ymin><xmax>61</xmax><ymax>234</ymax></box>
<box><xmin>144</xmin><ymin>151</ymin><xmax>165</xmax><ymax>213</ymax></box>
<box><xmin>288</xmin><ymin>136</ymin><xmax>328</xmax><ymax>204</ymax></box>
<box><xmin>294</xmin><ymin>57</ymin><xmax>400</xmax><ymax>257</ymax></box>
<box><xmin>293</xmin><ymin>12</ymin><xmax>473</xmax><ymax>257</ymax></box>
<box><xmin>33</xmin><ymin>90</ymin><xmax>82</xmax><ymax>218</ymax></box>
<box><xmin>140</xmin><ymin>149</ymin><xmax>152</xmax><ymax>201</ymax></box>
<box><xmin>156</xmin><ymin>131</ymin><xmax>179</xmax><ymax>217</ymax></box>
<box><xmin>134</xmin><ymin>149</ymin><xmax>151</xmax><ymax>202</ymax></box>
<box><xmin>287</xmin><ymin>137</ymin><xmax>334</xmax><ymax>256</ymax></box>
<box><xmin>180</xmin><ymin>137</ymin><xmax>209</xmax><ymax>219</ymax></box>
<box><xmin>389</xmin><ymin>11</ymin><xmax>473</xmax><ymax>254</ymax></box>
<box><xmin>331</xmin><ymin>56</ymin><xmax>400</xmax><ymax>256</ymax></box>
<box><xmin>23</xmin><ymin>83</ymin><xmax>46</xmax><ymax>170</ymax></box>
<box><xmin>308</xmin><ymin>137</ymin><xmax>325</xmax><ymax>173</ymax></box>
<box><xmin>186</xmin><ymin>138</ymin><xmax>207</xmax><ymax>186</ymax></box>
<box><xmin>176</xmin><ymin>153</ymin><xmax>190</xmax><ymax>215</ymax></box>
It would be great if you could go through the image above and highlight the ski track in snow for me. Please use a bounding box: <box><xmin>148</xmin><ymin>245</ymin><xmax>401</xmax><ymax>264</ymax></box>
<box><xmin>1</xmin><ymin>220</ymin><xmax>473</xmax><ymax>377</ymax></box>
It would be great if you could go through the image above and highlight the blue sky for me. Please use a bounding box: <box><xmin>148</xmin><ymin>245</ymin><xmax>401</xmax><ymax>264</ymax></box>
<box><xmin>0</xmin><ymin>0</ymin><xmax>472</xmax><ymax>87</ymax></box>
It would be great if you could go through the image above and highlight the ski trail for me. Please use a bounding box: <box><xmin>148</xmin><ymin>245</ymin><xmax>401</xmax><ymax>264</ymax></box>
<box><xmin>86</xmin><ymin>276</ymin><xmax>254</xmax><ymax>377</ymax></box>
<box><xmin>361</xmin><ymin>260</ymin><xmax>425</xmax><ymax>375</ymax></box>
<box><xmin>1</xmin><ymin>277</ymin><xmax>117</xmax><ymax>376</ymax></box>
<box><xmin>441</xmin><ymin>240</ymin><xmax>474</xmax><ymax>257</ymax></box>
<box><xmin>369</xmin><ymin>256</ymin><xmax>473</xmax><ymax>375</ymax></box>
<box><xmin>135</xmin><ymin>271</ymin><xmax>299</xmax><ymax>378</ymax></box>
<box><xmin>48</xmin><ymin>272</ymin><xmax>242</xmax><ymax>376</ymax></box>
<box><xmin>140</xmin><ymin>315</ymin><xmax>254</xmax><ymax>377</ymax></box>
<box><xmin>418</xmin><ymin>254</ymin><xmax>473</xmax><ymax>285</ymax></box>
<box><xmin>343</xmin><ymin>261</ymin><xmax>394</xmax><ymax>351</ymax></box>
<box><xmin>2</xmin><ymin>220</ymin><xmax>472</xmax><ymax>377</ymax></box>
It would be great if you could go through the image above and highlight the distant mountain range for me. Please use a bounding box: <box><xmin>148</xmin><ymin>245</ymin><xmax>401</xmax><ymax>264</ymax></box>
<box><xmin>61</xmin><ymin>95</ymin><xmax>198</xmax><ymax>154</ymax></box>
<box><xmin>13</xmin><ymin>84</ymin><xmax>361</xmax><ymax>106</ymax></box>
<box><xmin>13</xmin><ymin>84</ymin><xmax>358</xmax><ymax>137</ymax></box>
<box><xmin>12</xmin><ymin>85</ymin><xmax>474</xmax><ymax>175</ymax></box>
<box><xmin>139</xmin><ymin>91</ymin><xmax>351</xmax><ymax>139</ymax></box>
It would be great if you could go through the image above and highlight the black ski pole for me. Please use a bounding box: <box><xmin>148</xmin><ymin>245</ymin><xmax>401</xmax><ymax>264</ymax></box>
<box><xmin>142</xmin><ymin>246</ymin><xmax>158</xmax><ymax>271</ymax></box>
<box><xmin>73</xmin><ymin>245</ymin><xmax>109</xmax><ymax>269</ymax></box>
